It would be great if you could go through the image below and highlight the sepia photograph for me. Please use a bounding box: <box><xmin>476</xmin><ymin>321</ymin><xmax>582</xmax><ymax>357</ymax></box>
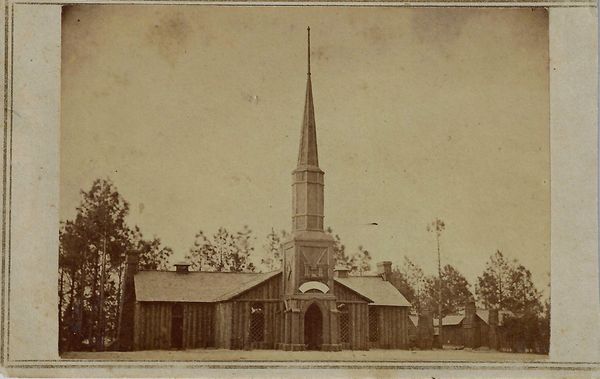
<box><xmin>57</xmin><ymin>6</ymin><xmax>551</xmax><ymax>362</ymax></box>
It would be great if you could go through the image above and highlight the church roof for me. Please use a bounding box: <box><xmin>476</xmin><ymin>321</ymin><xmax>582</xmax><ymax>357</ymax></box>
<box><xmin>334</xmin><ymin>276</ymin><xmax>411</xmax><ymax>307</ymax></box>
<box><xmin>134</xmin><ymin>270</ymin><xmax>281</xmax><ymax>303</ymax></box>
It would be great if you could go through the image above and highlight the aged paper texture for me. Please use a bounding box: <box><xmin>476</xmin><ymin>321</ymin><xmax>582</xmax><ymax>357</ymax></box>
<box><xmin>0</xmin><ymin>2</ymin><xmax>598</xmax><ymax>377</ymax></box>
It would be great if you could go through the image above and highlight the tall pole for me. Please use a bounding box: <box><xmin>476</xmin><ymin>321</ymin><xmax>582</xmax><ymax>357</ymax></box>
<box><xmin>436</xmin><ymin>232</ymin><xmax>443</xmax><ymax>349</ymax></box>
<box><xmin>307</xmin><ymin>26</ymin><xmax>311</xmax><ymax>76</ymax></box>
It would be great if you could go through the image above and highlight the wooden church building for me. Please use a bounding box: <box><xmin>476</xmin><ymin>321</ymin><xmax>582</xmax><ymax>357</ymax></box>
<box><xmin>118</xmin><ymin>28</ymin><xmax>412</xmax><ymax>352</ymax></box>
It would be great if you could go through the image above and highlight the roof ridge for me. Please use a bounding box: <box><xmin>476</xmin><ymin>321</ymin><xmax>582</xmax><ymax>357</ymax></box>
<box><xmin>137</xmin><ymin>270</ymin><xmax>264</xmax><ymax>274</ymax></box>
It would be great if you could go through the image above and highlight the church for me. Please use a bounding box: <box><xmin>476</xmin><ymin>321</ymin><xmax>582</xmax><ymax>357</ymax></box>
<box><xmin>118</xmin><ymin>29</ymin><xmax>412</xmax><ymax>352</ymax></box>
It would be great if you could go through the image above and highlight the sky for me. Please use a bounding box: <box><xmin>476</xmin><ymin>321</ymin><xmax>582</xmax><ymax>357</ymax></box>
<box><xmin>61</xmin><ymin>6</ymin><xmax>550</xmax><ymax>295</ymax></box>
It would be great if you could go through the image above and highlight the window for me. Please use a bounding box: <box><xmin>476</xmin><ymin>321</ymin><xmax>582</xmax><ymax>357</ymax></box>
<box><xmin>338</xmin><ymin>303</ymin><xmax>350</xmax><ymax>343</ymax></box>
<box><xmin>368</xmin><ymin>306</ymin><xmax>379</xmax><ymax>342</ymax></box>
<box><xmin>249</xmin><ymin>302</ymin><xmax>265</xmax><ymax>343</ymax></box>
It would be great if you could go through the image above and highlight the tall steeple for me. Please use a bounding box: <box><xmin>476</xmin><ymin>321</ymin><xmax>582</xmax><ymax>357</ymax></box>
<box><xmin>297</xmin><ymin>27</ymin><xmax>319</xmax><ymax>168</ymax></box>
<box><xmin>280</xmin><ymin>30</ymin><xmax>337</xmax><ymax>349</ymax></box>
<box><xmin>292</xmin><ymin>27</ymin><xmax>325</xmax><ymax>232</ymax></box>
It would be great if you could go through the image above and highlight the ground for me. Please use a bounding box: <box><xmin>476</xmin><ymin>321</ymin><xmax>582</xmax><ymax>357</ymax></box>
<box><xmin>62</xmin><ymin>348</ymin><xmax>548</xmax><ymax>362</ymax></box>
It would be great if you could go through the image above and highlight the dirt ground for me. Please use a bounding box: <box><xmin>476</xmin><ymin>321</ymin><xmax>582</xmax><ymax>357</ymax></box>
<box><xmin>62</xmin><ymin>348</ymin><xmax>548</xmax><ymax>362</ymax></box>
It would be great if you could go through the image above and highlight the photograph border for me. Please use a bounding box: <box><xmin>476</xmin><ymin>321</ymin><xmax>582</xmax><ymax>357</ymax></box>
<box><xmin>1</xmin><ymin>1</ymin><xmax>598</xmax><ymax>375</ymax></box>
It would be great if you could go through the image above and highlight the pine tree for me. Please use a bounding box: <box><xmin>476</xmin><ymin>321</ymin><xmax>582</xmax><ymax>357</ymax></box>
<box><xmin>58</xmin><ymin>178</ymin><xmax>172</xmax><ymax>352</ymax></box>
<box><xmin>423</xmin><ymin>264</ymin><xmax>472</xmax><ymax>317</ymax></box>
<box><xmin>349</xmin><ymin>245</ymin><xmax>372</xmax><ymax>276</ymax></box>
<box><xmin>186</xmin><ymin>226</ymin><xmax>256</xmax><ymax>272</ymax></box>
<box><xmin>261</xmin><ymin>228</ymin><xmax>287</xmax><ymax>271</ymax></box>
<box><xmin>326</xmin><ymin>226</ymin><xmax>351</xmax><ymax>268</ymax></box>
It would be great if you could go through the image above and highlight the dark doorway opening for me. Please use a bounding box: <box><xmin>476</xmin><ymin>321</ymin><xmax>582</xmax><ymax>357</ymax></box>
<box><xmin>171</xmin><ymin>303</ymin><xmax>183</xmax><ymax>349</ymax></box>
<box><xmin>304</xmin><ymin>303</ymin><xmax>323</xmax><ymax>350</ymax></box>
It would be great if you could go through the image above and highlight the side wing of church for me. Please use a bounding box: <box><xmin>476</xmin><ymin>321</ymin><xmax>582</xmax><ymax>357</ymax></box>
<box><xmin>118</xmin><ymin>28</ymin><xmax>412</xmax><ymax>352</ymax></box>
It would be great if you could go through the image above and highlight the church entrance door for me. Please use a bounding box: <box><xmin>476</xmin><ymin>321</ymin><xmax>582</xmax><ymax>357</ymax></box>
<box><xmin>304</xmin><ymin>303</ymin><xmax>323</xmax><ymax>350</ymax></box>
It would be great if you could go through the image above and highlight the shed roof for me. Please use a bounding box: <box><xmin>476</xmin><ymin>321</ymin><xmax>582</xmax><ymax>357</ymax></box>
<box><xmin>334</xmin><ymin>276</ymin><xmax>411</xmax><ymax>307</ymax></box>
<box><xmin>134</xmin><ymin>270</ymin><xmax>281</xmax><ymax>303</ymax></box>
<box><xmin>433</xmin><ymin>315</ymin><xmax>465</xmax><ymax>327</ymax></box>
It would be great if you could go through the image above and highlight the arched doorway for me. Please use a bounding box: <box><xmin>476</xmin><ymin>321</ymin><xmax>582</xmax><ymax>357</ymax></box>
<box><xmin>304</xmin><ymin>303</ymin><xmax>323</xmax><ymax>350</ymax></box>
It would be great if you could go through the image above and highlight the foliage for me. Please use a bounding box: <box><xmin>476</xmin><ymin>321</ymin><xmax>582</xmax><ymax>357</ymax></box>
<box><xmin>131</xmin><ymin>226</ymin><xmax>173</xmax><ymax>271</ymax></box>
<box><xmin>186</xmin><ymin>226</ymin><xmax>256</xmax><ymax>272</ymax></box>
<box><xmin>349</xmin><ymin>245</ymin><xmax>372</xmax><ymax>276</ymax></box>
<box><xmin>423</xmin><ymin>264</ymin><xmax>473</xmax><ymax>317</ymax></box>
<box><xmin>475</xmin><ymin>250</ymin><xmax>547</xmax><ymax>353</ymax></box>
<box><xmin>475</xmin><ymin>250</ymin><xmax>542</xmax><ymax>314</ymax></box>
<box><xmin>389</xmin><ymin>257</ymin><xmax>426</xmax><ymax>313</ymax></box>
<box><xmin>58</xmin><ymin>178</ymin><xmax>173</xmax><ymax>352</ymax></box>
<box><xmin>261</xmin><ymin>228</ymin><xmax>287</xmax><ymax>271</ymax></box>
<box><xmin>426</xmin><ymin>218</ymin><xmax>446</xmax><ymax>237</ymax></box>
<box><xmin>326</xmin><ymin>226</ymin><xmax>351</xmax><ymax>268</ymax></box>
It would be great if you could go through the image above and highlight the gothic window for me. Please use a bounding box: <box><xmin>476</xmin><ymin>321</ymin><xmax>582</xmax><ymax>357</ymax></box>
<box><xmin>368</xmin><ymin>306</ymin><xmax>379</xmax><ymax>342</ymax></box>
<box><xmin>338</xmin><ymin>303</ymin><xmax>350</xmax><ymax>343</ymax></box>
<box><xmin>249</xmin><ymin>302</ymin><xmax>265</xmax><ymax>343</ymax></box>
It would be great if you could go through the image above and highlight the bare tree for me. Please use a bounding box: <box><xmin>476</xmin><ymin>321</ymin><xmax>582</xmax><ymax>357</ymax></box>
<box><xmin>427</xmin><ymin>218</ymin><xmax>445</xmax><ymax>349</ymax></box>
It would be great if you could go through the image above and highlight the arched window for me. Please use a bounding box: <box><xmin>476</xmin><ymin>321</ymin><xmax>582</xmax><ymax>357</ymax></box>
<box><xmin>338</xmin><ymin>303</ymin><xmax>350</xmax><ymax>343</ymax></box>
<box><xmin>249</xmin><ymin>302</ymin><xmax>265</xmax><ymax>343</ymax></box>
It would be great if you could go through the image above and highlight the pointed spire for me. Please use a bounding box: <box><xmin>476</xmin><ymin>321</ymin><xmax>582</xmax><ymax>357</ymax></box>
<box><xmin>307</xmin><ymin>26</ymin><xmax>311</xmax><ymax>76</ymax></box>
<box><xmin>297</xmin><ymin>26</ymin><xmax>319</xmax><ymax>168</ymax></box>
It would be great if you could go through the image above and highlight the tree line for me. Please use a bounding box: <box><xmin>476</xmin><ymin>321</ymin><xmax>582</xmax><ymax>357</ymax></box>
<box><xmin>59</xmin><ymin>179</ymin><xmax>374</xmax><ymax>351</ymax></box>
<box><xmin>59</xmin><ymin>178</ymin><xmax>548</xmax><ymax>354</ymax></box>
<box><xmin>389</xmin><ymin>251</ymin><xmax>549</xmax><ymax>353</ymax></box>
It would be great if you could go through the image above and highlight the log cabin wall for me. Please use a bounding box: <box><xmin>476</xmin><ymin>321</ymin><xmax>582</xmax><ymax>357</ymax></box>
<box><xmin>133</xmin><ymin>302</ymin><xmax>217</xmax><ymax>350</ymax></box>
<box><xmin>333</xmin><ymin>282</ymin><xmax>367</xmax><ymax>302</ymax></box>
<box><xmin>346</xmin><ymin>302</ymin><xmax>368</xmax><ymax>350</ymax></box>
<box><xmin>133</xmin><ymin>302</ymin><xmax>172</xmax><ymax>350</ymax></box>
<box><xmin>182</xmin><ymin>303</ymin><xmax>215</xmax><ymax>349</ymax></box>
<box><xmin>442</xmin><ymin>324</ymin><xmax>464</xmax><ymax>346</ymax></box>
<box><xmin>214</xmin><ymin>302</ymin><xmax>233</xmax><ymax>349</ymax></box>
<box><xmin>372</xmin><ymin>305</ymin><xmax>410</xmax><ymax>349</ymax></box>
<box><xmin>228</xmin><ymin>274</ymin><xmax>283</xmax><ymax>349</ymax></box>
<box><xmin>333</xmin><ymin>282</ymin><xmax>369</xmax><ymax>350</ymax></box>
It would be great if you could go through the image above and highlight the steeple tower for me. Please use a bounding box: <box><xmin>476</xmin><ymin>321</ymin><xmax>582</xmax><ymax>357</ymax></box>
<box><xmin>297</xmin><ymin>27</ymin><xmax>318</xmax><ymax>168</ymax></box>
<box><xmin>292</xmin><ymin>27</ymin><xmax>325</xmax><ymax>232</ymax></box>
<box><xmin>280</xmin><ymin>27</ymin><xmax>340</xmax><ymax>352</ymax></box>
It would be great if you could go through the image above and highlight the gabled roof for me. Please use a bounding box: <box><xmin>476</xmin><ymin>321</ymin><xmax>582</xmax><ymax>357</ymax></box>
<box><xmin>476</xmin><ymin>309</ymin><xmax>489</xmax><ymax>324</ymax></box>
<box><xmin>134</xmin><ymin>270</ymin><xmax>281</xmax><ymax>303</ymax></box>
<box><xmin>335</xmin><ymin>276</ymin><xmax>411</xmax><ymax>307</ymax></box>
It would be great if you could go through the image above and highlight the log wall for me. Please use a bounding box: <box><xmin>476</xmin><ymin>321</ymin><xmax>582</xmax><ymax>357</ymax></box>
<box><xmin>228</xmin><ymin>274</ymin><xmax>283</xmax><ymax>349</ymax></box>
<box><xmin>182</xmin><ymin>303</ymin><xmax>215</xmax><ymax>349</ymax></box>
<box><xmin>333</xmin><ymin>282</ymin><xmax>369</xmax><ymax>350</ymax></box>
<box><xmin>372</xmin><ymin>305</ymin><xmax>410</xmax><ymax>349</ymax></box>
<box><xmin>133</xmin><ymin>302</ymin><xmax>215</xmax><ymax>350</ymax></box>
<box><xmin>133</xmin><ymin>302</ymin><xmax>172</xmax><ymax>350</ymax></box>
<box><xmin>333</xmin><ymin>282</ymin><xmax>368</xmax><ymax>302</ymax></box>
<box><xmin>214</xmin><ymin>302</ymin><xmax>233</xmax><ymax>349</ymax></box>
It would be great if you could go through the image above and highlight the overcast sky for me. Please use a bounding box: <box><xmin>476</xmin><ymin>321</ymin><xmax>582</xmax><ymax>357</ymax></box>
<box><xmin>61</xmin><ymin>6</ymin><xmax>550</xmax><ymax>294</ymax></box>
